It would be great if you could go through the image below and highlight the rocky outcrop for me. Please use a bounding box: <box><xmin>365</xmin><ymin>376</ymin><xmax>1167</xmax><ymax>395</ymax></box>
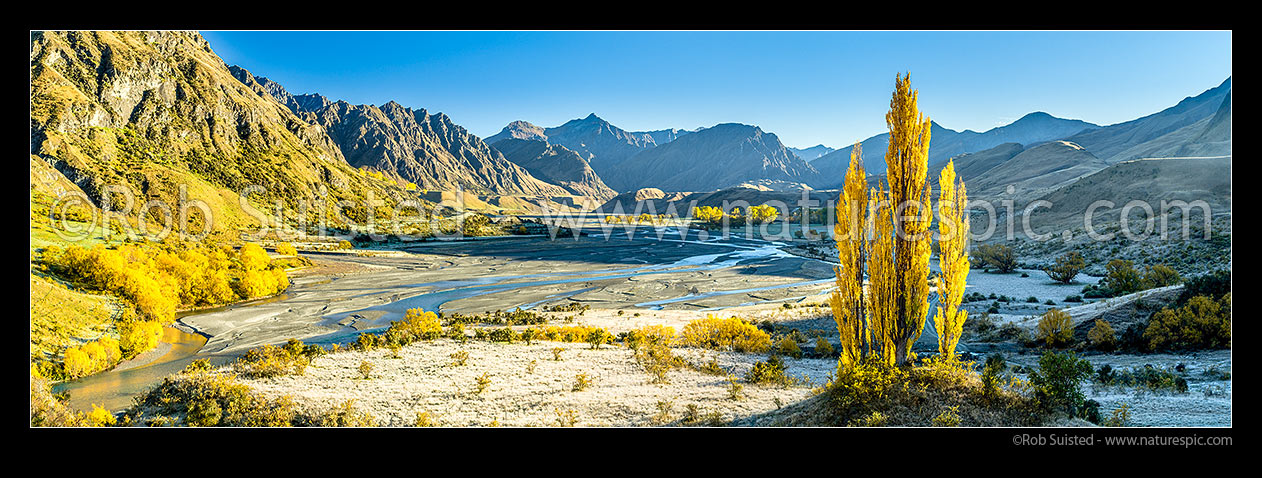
<box><xmin>238</xmin><ymin>73</ymin><xmax>569</xmax><ymax>196</ymax></box>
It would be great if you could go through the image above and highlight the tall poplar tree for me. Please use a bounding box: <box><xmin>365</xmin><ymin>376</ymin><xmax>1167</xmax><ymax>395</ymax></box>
<box><xmin>829</xmin><ymin>143</ymin><xmax>870</xmax><ymax>369</ymax></box>
<box><xmin>832</xmin><ymin>73</ymin><xmax>956</xmax><ymax>368</ymax></box>
<box><xmin>935</xmin><ymin>160</ymin><xmax>970</xmax><ymax>358</ymax></box>
<box><xmin>883</xmin><ymin>73</ymin><xmax>934</xmax><ymax>365</ymax></box>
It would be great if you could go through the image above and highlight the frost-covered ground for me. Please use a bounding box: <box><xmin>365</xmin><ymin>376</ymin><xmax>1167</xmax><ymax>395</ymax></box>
<box><xmin>1008</xmin><ymin>350</ymin><xmax>1232</xmax><ymax>427</ymax></box>
<box><xmin>239</xmin><ymin>338</ymin><xmax>834</xmax><ymax>427</ymax></box>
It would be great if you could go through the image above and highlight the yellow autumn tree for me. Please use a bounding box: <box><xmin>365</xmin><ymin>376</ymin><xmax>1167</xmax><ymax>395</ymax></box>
<box><xmin>935</xmin><ymin>160</ymin><xmax>970</xmax><ymax>358</ymax></box>
<box><xmin>867</xmin><ymin>185</ymin><xmax>897</xmax><ymax>366</ymax></box>
<box><xmin>829</xmin><ymin>142</ymin><xmax>870</xmax><ymax>370</ymax></box>
<box><xmin>830</xmin><ymin>73</ymin><xmax>945</xmax><ymax>368</ymax></box>
<box><xmin>882</xmin><ymin>73</ymin><xmax>935</xmax><ymax>365</ymax></box>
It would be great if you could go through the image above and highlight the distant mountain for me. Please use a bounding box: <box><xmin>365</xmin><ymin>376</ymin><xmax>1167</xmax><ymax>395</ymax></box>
<box><xmin>30</xmin><ymin>31</ymin><xmax>411</xmax><ymax>232</ymax></box>
<box><xmin>540</xmin><ymin>114</ymin><xmax>657</xmax><ymax>178</ymax></box>
<box><xmin>484</xmin><ymin>120</ymin><xmax>549</xmax><ymax>144</ymax></box>
<box><xmin>1068</xmin><ymin>77</ymin><xmax>1231</xmax><ymax>162</ymax></box>
<box><xmin>788</xmin><ymin>144</ymin><xmax>836</xmax><ymax>162</ymax></box>
<box><xmin>813</xmin><ymin>113</ymin><xmax>1100</xmax><ymax>185</ymax></box>
<box><xmin>240</xmin><ymin>74</ymin><xmax>568</xmax><ymax>196</ymax></box>
<box><xmin>490</xmin><ymin>137</ymin><xmax>616</xmax><ymax>200</ymax></box>
<box><xmin>635</xmin><ymin>128</ymin><xmax>692</xmax><ymax>146</ymax></box>
<box><xmin>606</xmin><ymin>123</ymin><xmax>825</xmax><ymax>192</ymax></box>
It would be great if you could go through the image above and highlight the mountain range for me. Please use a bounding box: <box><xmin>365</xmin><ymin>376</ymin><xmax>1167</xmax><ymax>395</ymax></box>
<box><xmin>29</xmin><ymin>30</ymin><xmax>1232</xmax><ymax>223</ymax></box>
<box><xmin>235</xmin><ymin>70</ymin><xmax>569</xmax><ymax>197</ymax></box>
<box><xmin>811</xmin><ymin>112</ymin><xmax>1101</xmax><ymax>184</ymax></box>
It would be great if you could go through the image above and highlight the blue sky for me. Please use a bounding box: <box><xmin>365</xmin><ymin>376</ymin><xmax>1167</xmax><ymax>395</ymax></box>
<box><xmin>202</xmin><ymin>30</ymin><xmax>1231</xmax><ymax>149</ymax></box>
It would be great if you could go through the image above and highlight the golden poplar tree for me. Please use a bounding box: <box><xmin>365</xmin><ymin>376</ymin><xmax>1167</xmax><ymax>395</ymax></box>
<box><xmin>829</xmin><ymin>143</ymin><xmax>870</xmax><ymax>369</ymax></box>
<box><xmin>866</xmin><ymin>185</ymin><xmax>897</xmax><ymax>366</ymax></box>
<box><xmin>883</xmin><ymin>73</ymin><xmax>934</xmax><ymax>365</ymax></box>
<box><xmin>830</xmin><ymin>72</ymin><xmax>967</xmax><ymax>369</ymax></box>
<box><xmin>935</xmin><ymin>159</ymin><xmax>970</xmax><ymax>357</ymax></box>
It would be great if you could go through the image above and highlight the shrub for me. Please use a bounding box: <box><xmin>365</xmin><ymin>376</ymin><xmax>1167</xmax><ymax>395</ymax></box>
<box><xmin>1178</xmin><ymin>269</ymin><xmax>1230</xmax><ymax>304</ymax></box>
<box><xmin>312</xmin><ymin>399</ymin><xmax>377</xmax><ymax>427</ymax></box>
<box><xmin>585</xmin><ymin>328</ymin><xmax>612</xmax><ymax>349</ymax></box>
<box><xmin>415</xmin><ymin>411</ymin><xmax>438</xmax><ymax>427</ymax></box>
<box><xmin>448</xmin><ymin>350</ymin><xmax>469</xmax><ymax>367</ymax></box>
<box><xmin>975</xmin><ymin>244</ymin><xmax>1018</xmax><ymax>273</ymax></box>
<box><xmin>981</xmin><ymin>353</ymin><xmax>1007</xmax><ymax>398</ymax></box>
<box><xmin>1036</xmin><ymin>309</ymin><xmax>1074</xmax><ymax>347</ymax></box>
<box><xmin>87</xmin><ymin>404</ymin><xmax>117</xmax><ymax>427</ymax></box>
<box><xmin>679</xmin><ymin>315</ymin><xmax>771</xmax><ymax>353</ymax></box>
<box><xmin>572</xmin><ymin>373</ymin><xmax>592</xmax><ymax>392</ymax></box>
<box><xmin>1142</xmin><ymin>264</ymin><xmax>1182</xmax><ymax>288</ymax></box>
<box><xmin>1110</xmin><ymin>365</ymin><xmax>1189</xmax><ymax>393</ymax></box>
<box><xmin>1144</xmin><ymin>293</ymin><xmax>1231</xmax><ymax>351</ymax></box>
<box><xmin>1100</xmin><ymin>259</ymin><xmax>1144</xmax><ymax>296</ymax></box>
<box><xmin>234</xmin><ymin>343</ymin><xmax>311</xmax><ymax>378</ymax></box>
<box><xmin>384</xmin><ymin>308</ymin><xmax>443</xmax><ymax>345</ymax></box>
<box><xmin>932</xmin><ymin>406</ymin><xmax>961</xmax><ymax>427</ymax></box>
<box><xmin>850</xmin><ymin>411</ymin><xmax>888</xmax><ymax>427</ymax></box>
<box><xmin>358</xmin><ymin>361</ymin><xmax>374</xmax><ymax>379</ymax></box>
<box><xmin>119</xmin><ymin>319</ymin><xmax>163</xmax><ymax>358</ymax></box>
<box><xmin>634</xmin><ymin>340</ymin><xmax>681</xmax><ymax>384</ymax></box>
<box><xmin>274</xmin><ymin>242</ymin><xmax>298</xmax><ymax>256</ymax></box>
<box><xmin>554</xmin><ymin>408</ymin><xmax>579</xmax><ymax>427</ymax></box>
<box><xmin>551</xmin><ymin>347</ymin><xmax>564</xmax><ymax>361</ymax></box>
<box><xmin>814</xmin><ymin>337</ymin><xmax>834</xmax><ymax>358</ymax></box>
<box><xmin>775</xmin><ymin>335</ymin><xmax>802</xmax><ymax>359</ymax></box>
<box><xmin>746</xmin><ymin>355</ymin><xmax>791</xmax><ymax>386</ymax></box>
<box><xmin>488</xmin><ymin>327</ymin><xmax>517</xmax><ymax>343</ymax></box>
<box><xmin>1102</xmin><ymin>403</ymin><xmax>1131</xmax><ymax>427</ymax></box>
<box><xmin>1045</xmin><ymin>251</ymin><xmax>1086</xmax><ymax>284</ymax></box>
<box><xmin>186</xmin><ymin>399</ymin><xmax>223</xmax><ymax>427</ymax></box>
<box><xmin>623</xmin><ymin>325</ymin><xmax>675</xmax><ymax>350</ymax></box>
<box><xmin>1064</xmin><ymin>295</ymin><xmax>1083</xmax><ymax>303</ymax></box>
<box><xmin>725</xmin><ymin>375</ymin><xmax>745</xmax><ymax>401</ymax></box>
<box><xmin>1087</xmin><ymin>320</ymin><xmax>1116</xmax><ymax>351</ymax></box>
<box><xmin>473</xmin><ymin>373</ymin><xmax>491</xmax><ymax>394</ymax></box>
<box><xmin>1027</xmin><ymin>351</ymin><xmax>1093</xmax><ymax>416</ymax></box>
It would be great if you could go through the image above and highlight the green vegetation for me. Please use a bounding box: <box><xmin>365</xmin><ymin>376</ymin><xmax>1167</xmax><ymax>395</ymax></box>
<box><xmin>813</xmin><ymin>356</ymin><xmax>1045</xmax><ymax>427</ymax></box>
<box><xmin>746</xmin><ymin>355</ymin><xmax>792</xmax><ymax>386</ymax></box>
<box><xmin>1096</xmin><ymin>259</ymin><xmax>1183</xmax><ymax>297</ymax></box>
<box><xmin>974</xmin><ymin>244</ymin><xmax>1018</xmax><ymax>273</ymax></box>
<box><xmin>1027</xmin><ymin>352</ymin><xmax>1094</xmax><ymax>418</ymax></box>
<box><xmin>120</xmin><ymin>364</ymin><xmax>376</xmax><ymax>427</ymax></box>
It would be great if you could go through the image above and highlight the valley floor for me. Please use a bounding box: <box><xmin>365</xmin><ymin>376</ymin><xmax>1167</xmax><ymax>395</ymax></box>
<box><xmin>58</xmin><ymin>225</ymin><xmax>1231</xmax><ymax>426</ymax></box>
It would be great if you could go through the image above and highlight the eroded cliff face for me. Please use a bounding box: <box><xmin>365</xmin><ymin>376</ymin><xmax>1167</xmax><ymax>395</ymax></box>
<box><xmin>31</xmin><ymin>30</ymin><xmax>410</xmax><ymax>230</ymax></box>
